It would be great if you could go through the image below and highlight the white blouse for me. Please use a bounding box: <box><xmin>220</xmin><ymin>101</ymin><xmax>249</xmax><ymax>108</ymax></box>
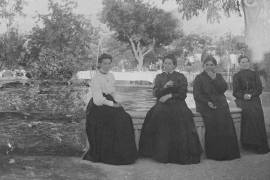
<box><xmin>91</xmin><ymin>71</ymin><xmax>116</xmax><ymax>106</ymax></box>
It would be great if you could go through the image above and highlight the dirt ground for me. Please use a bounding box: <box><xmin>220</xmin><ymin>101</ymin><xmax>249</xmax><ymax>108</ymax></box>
<box><xmin>1</xmin><ymin>149</ymin><xmax>270</xmax><ymax>180</ymax></box>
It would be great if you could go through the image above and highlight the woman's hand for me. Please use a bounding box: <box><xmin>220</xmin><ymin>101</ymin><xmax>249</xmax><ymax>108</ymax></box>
<box><xmin>159</xmin><ymin>94</ymin><xmax>172</xmax><ymax>103</ymax></box>
<box><xmin>208</xmin><ymin>101</ymin><xmax>217</xmax><ymax>109</ymax></box>
<box><xmin>244</xmin><ymin>94</ymin><xmax>252</xmax><ymax>100</ymax></box>
<box><xmin>113</xmin><ymin>102</ymin><xmax>122</xmax><ymax>108</ymax></box>
<box><xmin>207</xmin><ymin>71</ymin><xmax>216</xmax><ymax>80</ymax></box>
<box><xmin>163</xmin><ymin>80</ymin><xmax>174</xmax><ymax>88</ymax></box>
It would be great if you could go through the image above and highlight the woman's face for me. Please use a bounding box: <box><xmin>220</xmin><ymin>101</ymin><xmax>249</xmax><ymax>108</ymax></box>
<box><xmin>239</xmin><ymin>58</ymin><xmax>250</xmax><ymax>70</ymax></box>
<box><xmin>203</xmin><ymin>60</ymin><xmax>216</xmax><ymax>72</ymax></box>
<box><xmin>99</xmin><ymin>58</ymin><xmax>112</xmax><ymax>73</ymax></box>
<box><xmin>163</xmin><ymin>58</ymin><xmax>175</xmax><ymax>73</ymax></box>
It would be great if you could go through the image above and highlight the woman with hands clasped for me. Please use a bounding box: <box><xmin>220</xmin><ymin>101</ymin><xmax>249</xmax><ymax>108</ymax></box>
<box><xmin>193</xmin><ymin>55</ymin><xmax>240</xmax><ymax>161</ymax></box>
<box><xmin>82</xmin><ymin>53</ymin><xmax>137</xmax><ymax>165</ymax></box>
<box><xmin>139</xmin><ymin>54</ymin><xmax>202</xmax><ymax>164</ymax></box>
<box><xmin>233</xmin><ymin>55</ymin><xmax>269</xmax><ymax>154</ymax></box>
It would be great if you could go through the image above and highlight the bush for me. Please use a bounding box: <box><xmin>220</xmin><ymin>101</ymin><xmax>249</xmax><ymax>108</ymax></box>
<box><xmin>31</xmin><ymin>48</ymin><xmax>75</xmax><ymax>81</ymax></box>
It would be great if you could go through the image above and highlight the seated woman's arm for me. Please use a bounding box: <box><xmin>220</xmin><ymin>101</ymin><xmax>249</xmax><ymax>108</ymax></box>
<box><xmin>251</xmin><ymin>72</ymin><xmax>263</xmax><ymax>98</ymax></box>
<box><xmin>153</xmin><ymin>75</ymin><xmax>172</xmax><ymax>99</ymax></box>
<box><xmin>170</xmin><ymin>74</ymin><xmax>187</xmax><ymax>100</ymax></box>
<box><xmin>211</xmin><ymin>74</ymin><xmax>228</xmax><ymax>94</ymax></box>
<box><xmin>232</xmin><ymin>74</ymin><xmax>244</xmax><ymax>99</ymax></box>
<box><xmin>193</xmin><ymin>76</ymin><xmax>209</xmax><ymax>105</ymax></box>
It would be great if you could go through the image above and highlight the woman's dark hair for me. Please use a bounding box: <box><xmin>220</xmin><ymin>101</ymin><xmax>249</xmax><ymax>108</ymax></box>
<box><xmin>203</xmin><ymin>55</ymin><xmax>217</xmax><ymax>65</ymax></box>
<box><xmin>98</xmin><ymin>53</ymin><xmax>112</xmax><ymax>64</ymax></box>
<box><xmin>163</xmin><ymin>54</ymin><xmax>177</xmax><ymax>66</ymax></box>
<box><xmin>238</xmin><ymin>55</ymin><xmax>250</xmax><ymax>63</ymax></box>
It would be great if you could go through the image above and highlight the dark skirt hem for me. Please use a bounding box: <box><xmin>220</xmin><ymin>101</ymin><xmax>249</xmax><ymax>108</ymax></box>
<box><xmin>84</xmin><ymin>96</ymin><xmax>138</xmax><ymax>165</ymax></box>
<box><xmin>139</xmin><ymin>100</ymin><xmax>202</xmax><ymax>165</ymax></box>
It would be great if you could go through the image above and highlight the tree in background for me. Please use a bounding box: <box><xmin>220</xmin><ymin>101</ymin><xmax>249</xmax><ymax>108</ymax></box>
<box><xmin>171</xmin><ymin>34</ymin><xmax>212</xmax><ymax>57</ymax></box>
<box><xmin>0</xmin><ymin>27</ymin><xmax>26</xmax><ymax>69</ymax></box>
<box><xmin>0</xmin><ymin>0</ymin><xmax>25</xmax><ymax>27</ymax></box>
<box><xmin>101</xmin><ymin>35</ymin><xmax>135</xmax><ymax>70</ymax></box>
<box><xmin>102</xmin><ymin>0</ymin><xmax>181</xmax><ymax>70</ymax></box>
<box><xmin>26</xmin><ymin>0</ymin><xmax>99</xmax><ymax>80</ymax></box>
<box><xmin>215</xmin><ymin>33</ymin><xmax>246</xmax><ymax>57</ymax></box>
<box><xmin>0</xmin><ymin>0</ymin><xmax>26</xmax><ymax>69</ymax></box>
<box><xmin>163</xmin><ymin>0</ymin><xmax>241</xmax><ymax>23</ymax></box>
<box><xmin>165</xmin><ymin>0</ymin><xmax>270</xmax><ymax>89</ymax></box>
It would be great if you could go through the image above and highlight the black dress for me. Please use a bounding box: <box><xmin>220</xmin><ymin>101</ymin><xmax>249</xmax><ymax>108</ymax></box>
<box><xmin>233</xmin><ymin>69</ymin><xmax>269</xmax><ymax>153</ymax></box>
<box><xmin>139</xmin><ymin>71</ymin><xmax>202</xmax><ymax>164</ymax></box>
<box><xmin>83</xmin><ymin>95</ymin><xmax>137</xmax><ymax>165</ymax></box>
<box><xmin>193</xmin><ymin>71</ymin><xmax>240</xmax><ymax>160</ymax></box>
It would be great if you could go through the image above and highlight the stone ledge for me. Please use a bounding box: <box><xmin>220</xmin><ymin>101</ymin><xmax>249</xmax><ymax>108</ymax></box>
<box><xmin>0</xmin><ymin>107</ymin><xmax>242</xmax><ymax>156</ymax></box>
<box><xmin>129</xmin><ymin>107</ymin><xmax>242</xmax><ymax>149</ymax></box>
<box><xmin>129</xmin><ymin>107</ymin><xmax>241</xmax><ymax>125</ymax></box>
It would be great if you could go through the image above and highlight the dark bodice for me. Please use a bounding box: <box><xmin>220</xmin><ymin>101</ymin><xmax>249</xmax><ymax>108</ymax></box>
<box><xmin>233</xmin><ymin>69</ymin><xmax>262</xmax><ymax>99</ymax></box>
<box><xmin>193</xmin><ymin>71</ymin><xmax>228</xmax><ymax>112</ymax></box>
<box><xmin>153</xmin><ymin>71</ymin><xmax>188</xmax><ymax>101</ymax></box>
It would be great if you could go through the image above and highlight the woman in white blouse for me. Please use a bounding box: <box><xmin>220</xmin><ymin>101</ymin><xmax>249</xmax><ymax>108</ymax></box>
<box><xmin>82</xmin><ymin>53</ymin><xmax>137</xmax><ymax>165</ymax></box>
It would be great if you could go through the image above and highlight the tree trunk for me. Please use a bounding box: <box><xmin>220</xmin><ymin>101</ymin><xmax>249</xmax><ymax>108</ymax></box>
<box><xmin>242</xmin><ymin>0</ymin><xmax>270</xmax><ymax>90</ymax></box>
<box><xmin>242</xmin><ymin>0</ymin><xmax>270</xmax><ymax>62</ymax></box>
<box><xmin>129</xmin><ymin>37</ymin><xmax>155</xmax><ymax>70</ymax></box>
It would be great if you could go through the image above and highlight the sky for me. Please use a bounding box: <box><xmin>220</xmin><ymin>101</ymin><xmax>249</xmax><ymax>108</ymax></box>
<box><xmin>1</xmin><ymin>0</ymin><xmax>244</xmax><ymax>37</ymax></box>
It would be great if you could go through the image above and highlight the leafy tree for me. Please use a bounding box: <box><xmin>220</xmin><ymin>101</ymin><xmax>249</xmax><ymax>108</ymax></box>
<box><xmin>102</xmin><ymin>0</ymin><xmax>181</xmax><ymax>69</ymax></box>
<box><xmin>0</xmin><ymin>0</ymin><xmax>26</xmax><ymax>69</ymax></box>
<box><xmin>0</xmin><ymin>0</ymin><xmax>25</xmax><ymax>27</ymax></box>
<box><xmin>0</xmin><ymin>27</ymin><xmax>26</xmax><ymax>69</ymax></box>
<box><xmin>215</xmin><ymin>33</ymin><xmax>246</xmax><ymax>57</ymax></box>
<box><xmin>164</xmin><ymin>0</ymin><xmax>270</xmax><ymax>61</ymax></box>
<box><xmin>26</xmin><ymin>0</ymin><xmax>99</xmax><ymax>80</ymax></box>
<box><xmin>165</xmin><ymin>0</ymin><xmax>270</xmax><ymax>89</ymax></box>
<box><xmin>163</xmin><ymin>0</ymin><xmax>241</xmax><ymax>23</ymax></box>
<box><xmin>101</xmin><ymin>34</ymin><xmax>135</xmax><ymax>69</ymax></box>
<box><xmin>171</xmin><ymin>34</ymin><xmax>212</xmax><ymax>57</ymax></box>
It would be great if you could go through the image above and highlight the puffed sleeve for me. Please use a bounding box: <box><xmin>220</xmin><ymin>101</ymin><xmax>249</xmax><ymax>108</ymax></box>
<box><xmin>152</xmin><ymin>74</ymin><xmax>168</xmax><ymax>98</ymax></box>
<box><xmin>109</xmin><ymin>73</ymin><xmax>117</xmax><ymax>99</ymax></box>
<box><xmin>232</xmin><ymin>73</ymin><xmax>244</xmax><ymax>99</ymax></box>
<box><xmin>153</xmin><ymin>74</ymin><xmax>162</xmax><ymax>98</ymax></box>
<box><xmin>91</xmin><ymin>76</ymin><xmax>114</xmax><ymax>106</ymax></box>
<box><xmin>211</xmin><ymin>73</ymin><xmax>228</xmax><ymax>94</ymax></box>
<box><xmin>251</xmin><ymin>72</ymin><xmax>262</xmax><ymax>98</ymax></box>
<box><xmin>193</xmin><ymin>75</ymin><xmax>209</xmax><ymax>105</ymax></box>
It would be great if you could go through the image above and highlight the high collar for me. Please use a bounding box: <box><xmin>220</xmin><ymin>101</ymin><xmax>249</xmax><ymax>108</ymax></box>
<box><xmin>98</xmin><ymin>70</ymin><xmax>108</xmax><ymax>75</ymax></box>
<box><xmin>239</xmin><ymin>68</ymin><xmax>252</xmax><ymax>72</ymax></box>
<box><xmin>164</xmin><ymin>71</ymin><xmax>175</xmax><ymax>75</ymax></box>
<box><xmin>202</xmin><ymin>71</ymin><xmax>213</xmax><ymax>79</ymax></box>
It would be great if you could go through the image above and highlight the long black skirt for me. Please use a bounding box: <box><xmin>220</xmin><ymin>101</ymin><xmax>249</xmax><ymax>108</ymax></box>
<box><xmin>139</xmin><ymin>99</ymin><xmax>202</xmax><ymax>164</ymax></box>
<box><xmin>200</xmin><ymin>104</ymin><xmax>240</xmax><ymax>160</ymax></box>
<box><xmin>236</xmin><ymin>97</ymin><xmax>269</xmax><ymax>154</ymax></box>
<box><xmin>83</xmin><ymin>95</ymin><xmax>137</xmax><ymax>165</ymax></box>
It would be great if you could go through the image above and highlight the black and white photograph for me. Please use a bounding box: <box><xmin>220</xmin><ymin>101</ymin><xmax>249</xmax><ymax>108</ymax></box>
<box><xmin>0</xmin><ymin>0</ymin><xmax>269</xmax><ymax>179</ymax></box>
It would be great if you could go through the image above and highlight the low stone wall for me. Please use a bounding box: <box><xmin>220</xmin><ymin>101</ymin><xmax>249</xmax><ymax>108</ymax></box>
<box><xmin>129</xmin><ymin>108</ymin><xmax>242</xmax><ymax>149</ymax></box>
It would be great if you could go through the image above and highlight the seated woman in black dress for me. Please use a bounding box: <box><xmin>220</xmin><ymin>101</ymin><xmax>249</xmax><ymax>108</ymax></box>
<box><xmin>83</xmin><ymin>53</ymin><xmax>137</xmax><ymax>165</ymax></box>
<box><xmin>193</xmin><ymin>55</ymin><xmax>240</xmax><ymax>161</ymax></box>
<box><xmin>233</xmin><ymin>55</ymin><xmax>269</xmax><ymax>154</ymax></box>
<box><xmin>139</xmin><ymin>54</ymin><xmax>202</xmax><ymax>164</ymax></box>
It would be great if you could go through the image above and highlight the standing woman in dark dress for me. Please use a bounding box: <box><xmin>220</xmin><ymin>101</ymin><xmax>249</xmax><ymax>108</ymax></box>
<box><xmin>193</xmin><ymin>55</ymin><xmax>240</xmax><ymax>161</ymax></box>
<box><xmin>83</xmin><ymin>53</ymin><xmax>137</xmax><ymax>165</ymax></box>
<box><xmin>233</xmin><ymin>55</ymin><xmax>269</xmax><ymax>154</ymax></box>
<box><xmin>139</xmin><ymin>54</ymin><xmax>202</xmax><ymax>164</ymax></box>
